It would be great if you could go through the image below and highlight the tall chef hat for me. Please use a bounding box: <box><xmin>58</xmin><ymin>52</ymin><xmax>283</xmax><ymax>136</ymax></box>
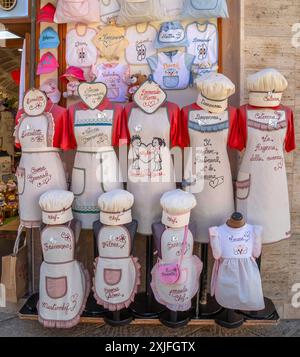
<box><xmin>160</xmin><ymin>189</ymin><xmax>196</xmax><ymax>228</ymax></box>
<box><xmin>98</xmin><ymin>189</ymin><xmax>134</xmax><ymax>226</ymax></box>
<box><xmin>195</xmin><ymin>72</ymin><xmax>236</xmax><ymax>114</ymax></box>
<box><xmin>247</xmin><ymin>68</ymin><xmax>288</xmax><ymax>107</ymax></box>
<box><xmin>39</xmin><ymin>190</ymin><xmax>74</xmax><ymax>225</ymax></box>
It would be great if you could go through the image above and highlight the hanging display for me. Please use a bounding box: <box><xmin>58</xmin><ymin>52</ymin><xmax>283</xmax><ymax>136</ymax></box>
<box><xmin>161</xmin><ymin>0</ymin><xmax>185</xmax><ymax>20</ymax></box>
<box><xmin>182</xmin><ymin>0</ymin><xmax>229</xmax><ymax>19</ymax></box>
<box><xmin>183</xmin><ymin>73</ymin><xmax>237</xmax><ymax>243</ymax></box>
<box><xmin>38</xmin><ymin>190</ymin><xmax>90</xmax><ymax>328</ymax></box>
<box><xmin>93</xmin><ymin>189</ymin><xmax>141</xmax><ymax>313</ymax></box>
<box><xmin>36</xmin><ymin>52</ymin><xmax>59</xmax><ymax>75</ymax></box>
<box><xmin>116</xmin><ymin>0</ymin><xmax>160</xmax><ymax>26</ymax></box>
<box><xmin>37</xmin><ymin>2</ymin><xmax>56</xmax><ymax>23</ymax></box>
<box><xmin>233</xmin><ymin>68</ymin><xmax>295</xmax><ymax>244</ymax></box>
<box><xmin>39</xmin><ymin>27</ymin><xmax>60</xmax><ymax>50</ymax></box>
<box><xmin>155</xmin><ymin>22</ymin><xmax>189</xmax><ymax>50</ymax></box>
<box><xmin>40</xmin><ymin>79</ymin><xmax>62</xmax><ymax>104</ymax></box>
<box><xmin>15</xmin><ymin>89</ymin><xmax>71</xmax><ymax>228</ymax></box>
<box><xmin>99</xmin><ymin>0</ymin><xmax>121</xmax><ymax>25</ymax></box>
<box><xmin>54</xmin><ymin>0</ymin><xmax>100</xmax><ymax>24</ymax></box>
<box><xmin>61</xmin><ymin>66</ymin><xmax>86</xmax><ymax>99</ymax></box>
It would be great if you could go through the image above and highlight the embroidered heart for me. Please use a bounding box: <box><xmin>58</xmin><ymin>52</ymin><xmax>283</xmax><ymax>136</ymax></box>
<box><xmin>134</xmin><ymin>80</ymin><xmax>167</xmax><ymax>114</ymax></box>
<box><xmin>209</xmin><ymin>176</ymin><xmax>225</xmax><ymax>189</ymax></box>
<box><xmin>78</xmin><ymin>82</ymin><xmax>107</xmax><ymax>110</ymax></box>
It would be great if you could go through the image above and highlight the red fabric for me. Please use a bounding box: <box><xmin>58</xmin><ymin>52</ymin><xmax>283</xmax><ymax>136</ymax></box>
<box><xmin>15</xmin><ymin>100</ymin><xmax>74</xmax><ymax>151</ymax></box>
<box><xmin>37</xmin><ymin>3</ymin><xmax>56</xmax><ymax>23</ymax></box>
<box><xmin>11</xmin><ymin>69</ymin><xmax>20</xmax><ymax>85</ymax></box>
<box><xmin>284</xmin><ymin>107</ymin><xmax>296</xmax><ymax>152</ymax></box>
<box><xmin>68</xmin><ymin>98</ymin><xmax>125</xmax><ymax>148</ymax></box>
<box><xmin>227</xmin><ymin>106</ymin><xmax>243</xmax><ymax>150</ymax></box>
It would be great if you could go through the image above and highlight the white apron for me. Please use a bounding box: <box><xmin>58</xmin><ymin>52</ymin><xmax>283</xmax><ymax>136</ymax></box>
<box><xmin>236</xmin><ymin>108</ymin><xmax>291</xmax><ymax>244</ymax></box>
<box><xmin>15</xmin><ymin>112</ymin><xmax>67</xmax><ymax>228</ymax></box>
<box><xmin>210</xmin><ymin>224</ymin><xmax>265</xmax><ymax>311</ymax></box>
<box><xmin>184</xmin><ymin>108</ymin><xmax>234</xmax><ymax>243</ymax></box>
<box><xmin>127</xmin><ymin>106</ymin><xmax>176</xmax><ymax>235</ymax></box>
<box><xmin>151</xmin><ymin>226</ymin><xmax>202</xmax><ymax>311</ymax></box>
<box><xmin>38</xmin><ymin>224</ymin><xmax>90</xmax><ymax>328</ymax></box>
<box><xmin>93</xmin><ymin>225</ymin><xmax>140</xmax><ymax>311</ymax></box>
<box><xmin>71</xmin><ymin>107</ymin><xmax>123</xmax><ymax>229</ymax></box>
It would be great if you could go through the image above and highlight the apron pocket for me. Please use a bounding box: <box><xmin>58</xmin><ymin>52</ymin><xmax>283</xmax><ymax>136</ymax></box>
<box><xmin>71</xmin><ymin>167</ymin><xmax>86</xmax><ymax>196</ymax></box>
<box><xmin>104</xmin><ymin>268</ymin><xmax>122</xmax><ymax>285</ymax></box>
<box><xmin>16</xmin><ymin>167</ymin><xmax>25</xmax><ymax>195</ymax></box>
<box><xmin>163</xmin><ymin>76</ymin><xmax>179</xmax><ymax>89</ymax></box>
<box><xmin>191</xmin><ymin>0</ymin><xmax>219</xmax><ymax>10</ymax></box>
<box><xmin>46</xmin><ymin>276</ymin><xmax>67</xmax><ymax>299</ymax></box>
<box><xmin>236</xmin><ymin>172</ymin><xmax>251</xmax><ymax>200</ymax></box>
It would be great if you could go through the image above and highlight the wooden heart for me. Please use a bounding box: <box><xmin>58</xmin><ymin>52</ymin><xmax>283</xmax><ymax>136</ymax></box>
<box><xmin>23</xmin><ymin>89</ymin><xmax>47</xmax><ymax>117</ymax></box>
<box><xmin>133</xmin><ymin>80</ymin><xmax>167</xmax><ymax>114</ymax></box>
<box><xmin>78</xmin><ymin>82</ymin><xmax>107</xmax><ymax>110</ymax></box>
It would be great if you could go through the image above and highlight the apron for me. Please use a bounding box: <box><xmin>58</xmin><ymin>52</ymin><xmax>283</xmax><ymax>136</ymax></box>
<box><xmin>38</xmin><ymin>225</ymin><xmax>90</xmax><ymax>328</ymax></box>
<box><xmin>71</xmin><ymin>107</ymin><xmax>123</xmax><ymax>229</ymax></box>
<box><xmin>127</xmin><ymin>106</ymin><xmax>176</xmax><ymax>235</ymax></box>
<box><xmin>151</xmin><ymin>226</ymin><xmax>202</xmax><ymax>311</ymax></box>
<box><xmin>93</xmin><ymin>225</ymin><xmax>140</xmax><ymax>311</ymax></box>
<box><xmin>184</xmin><ymin>108</ymin><xmax>234</xmax><ymax>243</ymax></box>
<box><xmin>236</xmin><ymin>108</ymin><xmax>291</xmax><ymax>244</ymax></box>
<box><xmin>15</xmin><ymin>112</ymin><xmax>67</xmax><ymax>228</ymax></box>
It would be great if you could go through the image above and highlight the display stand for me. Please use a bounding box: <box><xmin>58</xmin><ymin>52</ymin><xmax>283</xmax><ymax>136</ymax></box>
<box><xmin>130</xmin><ymin>235</ymin><xmax>165</xmax><ymax>318</ymax></box>
<box><xmin>159</xmin><ymin>310</ymin><xmax>192</xmax><ymax>329</ymax></box>
<box><xmin>214</xmin><ymin>309</ymin><xmax>244</xmax><ymax>329</ymax></box>
<box><xmin>104</xmin><ymin>310</ymin><xmax>134</xmax><ymax>327</ymax></box>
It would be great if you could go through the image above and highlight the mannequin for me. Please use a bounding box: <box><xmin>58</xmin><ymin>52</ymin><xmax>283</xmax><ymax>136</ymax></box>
<box><xmin>209</xmin><ymin>212</ymin><xmax>265</xmax><ymax>329</ymax></box>
<box><xmin>93</xmin><ymin>189</ymin><xmax>141</xmax><ymax>326</ymax></box>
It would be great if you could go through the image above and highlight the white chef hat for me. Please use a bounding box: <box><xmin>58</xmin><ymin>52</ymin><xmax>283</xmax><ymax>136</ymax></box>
<box><xmin>247</xmin><ymin>68</ymin><xmax>288</xmax><ymax>107</ymax></box>
<box><xmin>195</xmin><ymin>72</ymin><xmax>235</xmax><ymax>114</ymax></box>
<box><xmin>98</xmin><ymin>189</ymin><xmax>134</xmax><ymax>226</ymax></box>
<box><xmin>39</xmin><ymin>190</ymin><xmax>74</xmax><ymax>225</ymax></box>
<box><xmin>160</xmin><ymin>189</ymin><xmax>196</xmax><ymax>228</ymax></box>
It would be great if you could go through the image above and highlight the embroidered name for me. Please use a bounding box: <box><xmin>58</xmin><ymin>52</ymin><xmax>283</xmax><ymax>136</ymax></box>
<box><xmin>41</xmin><ymin>294</ymin><xmax>78</xmax><ymax>315</ymax></box>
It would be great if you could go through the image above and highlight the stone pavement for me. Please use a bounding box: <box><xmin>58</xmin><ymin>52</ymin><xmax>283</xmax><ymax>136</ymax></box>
<box><xmin>1</xmin><ymin>302</ymin><xmax>300</xmax><ymax>337</ymax></box>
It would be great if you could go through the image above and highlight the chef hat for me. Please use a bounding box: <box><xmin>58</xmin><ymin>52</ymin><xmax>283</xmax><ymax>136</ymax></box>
<box><xmin>39</xmin><ymin>190</ymin><xmax>74</xmax><ymax>225</ymax></box>
<box><xmin>195</xmin><ymin>72</ymin><xmax>235</xmax><ymax>114</ymax></box>
<box><xmin>98</xmin><ymin>189</ymin><xmax>134</xmax><ymax>226</ymax></box>
<box><xmin>247</xmin><ymin>68</ymin><xmax>288</xmax><ymax>107</ymax></box>
<box><xmin>160</xmin><ymin>189</ymin><xmax>196</xmax><ymax>228</ymax></box>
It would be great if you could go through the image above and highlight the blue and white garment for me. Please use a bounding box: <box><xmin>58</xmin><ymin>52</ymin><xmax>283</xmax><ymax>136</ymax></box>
<box><xmin>186</xmin><ymin>22</ymin><xmax>218</xmax><ymax>75</ymax></box>
<box><xmin>182</xmin><ymin>0</ymin><xmax>229</xmax><ymax>19</ymax></box>
<box><xmin>155</xmin><ymin>21</ymin><xmax>189</xmax><ymax>49</ymax></box>
<box><xmin>147</xmin><ymin>51</ymin><xmax>195</xmax><ymax>90</ymax></box>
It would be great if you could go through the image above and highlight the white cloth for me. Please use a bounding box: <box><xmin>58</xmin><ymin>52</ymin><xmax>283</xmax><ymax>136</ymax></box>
<box><xmin>117</xmin><ymin>0</ymin><xmax>160</xmax><ymax>26</ymax></box>
<box><xmin>99</xmin><ymin>0</ymin><xmax>121</xmax><ymax>24</ymax></box>
<box><xmin>182</xmin><ymin>0</ymin><xmax>229</xmax><ymax>19</ymax></box>
<box><xmin>54</xmin><ymin>0</ymin><xmax>100</xmax><ymax>23</ymax></box>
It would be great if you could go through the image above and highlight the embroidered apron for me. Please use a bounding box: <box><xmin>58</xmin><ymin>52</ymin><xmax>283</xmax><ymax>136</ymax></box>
<box><xmin>127</xmin><ymin>106</ymin><xmax>176</xmax><ymax>235</ymax></box>
<box><xmin>71</xmin><ymin>107</ymin><xmax>123</xmax><ymax>229</ymax></box>
<box><xmin>15</xmin><ymin>112</ymin><xmax>67</xmax><ymax>228</ymax></box>
<box><xmin>236</xmin><ymin>109</ymin><xmax>291</xmax><ymax>244</ymax></box>
<box><xmin>151</xmin><ymin>226</ymin><xmax>202</xmax><ymax>311</ymax></box>
<box><xmin>184</xmin><ymin>109</ymin><xmax>234</xmax><ymax>243</ymax></box>
<box><xmin>93</xmin><ymin>225</ymin><xmax>140</xmax><ymax>311</ymax></box>
<box><xmin>38</xmin><ymin>225</ymin><xmax>90</xmax><ymax>328</ymax></box>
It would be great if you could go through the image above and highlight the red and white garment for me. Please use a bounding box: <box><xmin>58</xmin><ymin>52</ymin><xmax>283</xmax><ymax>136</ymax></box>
<box><xmin>119</xmin><ymin>102</ymin><xmax>188</xmax><ymax>235</ymax></box>
<box><xmin>209</xmin><ymin>223</ymin><xmax>265</xmax><ymax>311</ymax></box>
<box><xmin>38</xmin><ymin>190</ymin><xmax>90</xmax><ymax>329</ymax></box>
<box><xmin>14</xmin><ymin>101</ymin><xmax>71</xmax><ymax>228</ymax></box>
<box><xmin>68</xmin><ymin>99</ymin><xmax>125</xmax><ymax>229</ymax></box>
<box><xmin>182</xmin><ymin>104</ymin><xmax>237</xmax><ymax>243</ymax></box>
<box><xmin>233</xmin><ymin>104</ymin><xmax>295</xmax><ymax>244</ymax></box>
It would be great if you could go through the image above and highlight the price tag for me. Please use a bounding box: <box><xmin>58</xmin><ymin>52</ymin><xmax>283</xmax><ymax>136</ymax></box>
<box><xmin>23</xmin><ymin>89</ymin><xmax>47</xmax><ymax>117</ymax></box>
<box><xmin>78</xmin><ymin>82</ymin><xmax>107</xmax><ymax>110</ymax></box>
<box><xmin>133</xmin><ymin>80</ymin><xmax>167</xmax><ymax>114</ymax></box>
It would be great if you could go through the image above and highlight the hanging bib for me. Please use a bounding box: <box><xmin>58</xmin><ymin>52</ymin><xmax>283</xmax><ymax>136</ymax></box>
<box><xmin>55</xmin><ymin>0</ymin><xmax>100</xmax><ymax>24</ymax></box>
<box><xmin>182</xmin><ymin>0</ymin><xmax>229</xmax><ymax>19</ymax></box>
<box><xmin>117</xmin><ymin>0</ymin><xmax>159</xmax><ymax>26</ymax></box>
<box><xmin>99</xmin><ymin>0</ymin><xmax>121</xmax><ymax>24</ymax></box>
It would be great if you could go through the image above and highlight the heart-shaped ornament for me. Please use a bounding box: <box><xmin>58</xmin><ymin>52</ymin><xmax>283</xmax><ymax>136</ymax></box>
<box><xmin>78</xmin><ymin>82</ymin><xmax>107</xmax><ymax>110</ymax></box>
<box><xmin>23</xmin><ymin>88</ymin><xmax>47</xmax><ymax>117</ymax></box>
<box><xmin>134</xmin><ymin>80</ymin><xmax>167</xmax><ymax>114</ymax></box>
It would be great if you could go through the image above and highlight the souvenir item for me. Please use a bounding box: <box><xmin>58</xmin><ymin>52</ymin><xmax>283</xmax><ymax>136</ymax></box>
<box><xmin>66</xmin><ymin>25</ymin><xmax>98</xmax><ymax>68</ymax></box>
<box><xmin>186</xmin><ymin>22</ymin><xmax>218</xmax><ymax>75</ymax></box>
<box><xmin>151</xmin><ymin>190</ymin><xmax>202</xmax><ymax>311</ymax></box>
<box><xmin>93</xmin><ymin>24</ymin><xmax>128</xmax><ymax>61</ymax></box>
<box><xmin>54</xmin><ymin>0</ymin><xmax>100</xmax><ymax>24</ymax></box>
<box><xmin>209</xmin><ymin>222</ymin><xmax>264</xmax><ymax>311</ymax></box>
<box><xmin>78</xmin><ymin>82</ymin><xmax>108</xmax><ymax>110</ymax></box>
<box><xmin>93</xmin><ymin>189</ymin><xmax>141</xmax><ymax>311</ymax></box>
<box><xmin>147</xmin><ymin>51</ymin><xmax>195</xmax><ymax>90</ymax></box>
<box><xmin>133</xmin><ymin>80</ymin><xmax>167</xmax><ymax>114</ymax></box>
<box><xmin>182</xmin><ymin>0</ymin><xmax>229</xmax><ymax>19</ymax></box>
<box><xmin>40</xmin><ymin>79</ymin><xmax>62</xmax><ymax>104</ymax></box>
<box><xmin>125</xmin><ymin>24</ymin><xmax>157</xmax><ymax>65</ymax></box>
<box><xmin>155</xmin><ymin>22</ymin><xmax>188</xmax><ymax>50</ymax></box>
<box><xmin>99</xmin><ymin>0</ymin><xmax>121</xmax><ymax>25</ymax></box>
<box><xmin>37</xmin><ymin>3</ymin><xmax>56</xmax><ymax>23</ymax></box>
<box><xmin>39</xmin><ymin>27</ymin><xmax>60</xmax><ymax>50</ymax></box>
<box><xmin>161</xmin><ymin>0</ymin><xmax>185</xmax><ymax>20</ymax></box>
<box><xmin>38</xmin><ymin>190</ymin><xmax>90</xmax><ymax>328</ymax></box>
<box><xmin>92</xmin><ymin>63</ymin><xmax>130</xmax><ymax>103</ymax></box>
<box><xmin>117</xmin><ymin>0</ymin><xmax>160</xmax><ymax>26</ymax></box>
<box><xmin>232</xmin><ymin>69</ymin><xmax>295</xmax><ymax>244</ymax></box>
<box><xmin>120</xmin><ymin>101</ymin><xmax>188</xmax><ymax>235</ymax></box>
<box><xmin>68</xmin><ymin>98</ymin><xmax>124</xmax><ymax>229</ymax></box>
<box><xmin>127</xmin><ymin>73</ymin><xmax>148</xmax><ymax>102</ymax></box>
<box><xmin>0</xmin><ymin>193</ymin><xmax>6</xmax><ymax>225</ymax></box>
<box><xmin>37</xmin><ymin>52</ymin><xmax>59</xmax><ymax>75</ymax></box>
<box><xmin>61</xmin><ymin>66</ymin><xmax>85</xmax><ymax>98</ymax></box>
<box><xmin>14</xmin><ymin>90</ymin><xmax>72</xmax><ymax>228</ymax></box>
<box><xmin>183</xmin><ymin>73</ymin><xmax>236</xmax><ymax>243</ymax></box>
